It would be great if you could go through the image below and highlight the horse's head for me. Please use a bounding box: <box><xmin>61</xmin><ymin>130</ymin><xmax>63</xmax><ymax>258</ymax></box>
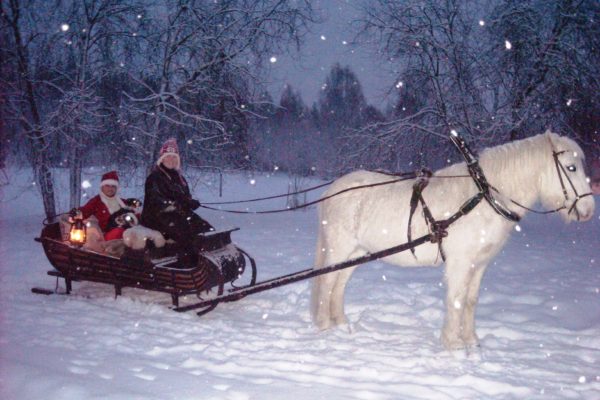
<box><xmin>539</xmin><ymin>131</ymin><xmax>595</xmax><ymax>222</ymax></box>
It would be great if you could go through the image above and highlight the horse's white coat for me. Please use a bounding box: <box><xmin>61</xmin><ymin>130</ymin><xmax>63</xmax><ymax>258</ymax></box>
<box><xmin>311</xmin><ymin>131</ymin><xmax>595</xmax><ymax>350</ymax></box>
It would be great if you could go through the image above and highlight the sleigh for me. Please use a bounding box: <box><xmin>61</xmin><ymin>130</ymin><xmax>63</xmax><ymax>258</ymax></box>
<box><xmin>33</xmin><ymin>219</ymin><xmax>257</xmax><ymax>314</ymax></box>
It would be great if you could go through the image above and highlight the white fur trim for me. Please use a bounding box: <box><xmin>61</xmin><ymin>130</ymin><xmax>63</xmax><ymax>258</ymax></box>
<box><xmin>156</xmin><ymin>152</ymin><xmax>181</xmax><ymax>169</ymax></box>
<box><xmin>101</xmin><ymin>179</ymin><xmax>119</xmax><ymax>187</ymax></box>
<box><xmin>123</xmin><ymin>226</ymin><xmax>166</xmax><ymax>250</ymax></box>
<box><xmin>99</xmin><ymin>192</ymin><xmax>126</xmax><ymax>215</ymax></box>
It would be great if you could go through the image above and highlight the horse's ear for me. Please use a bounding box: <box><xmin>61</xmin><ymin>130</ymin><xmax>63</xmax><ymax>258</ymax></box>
<box><xmin>545</xmin><ymin>130</ymin><xmax>557</xmax><ymax>151</ymax></box>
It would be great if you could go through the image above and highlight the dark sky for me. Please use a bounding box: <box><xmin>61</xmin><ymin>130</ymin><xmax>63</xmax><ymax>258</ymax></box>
<box><xmin>266</xmin><ymin>0</ymin><xmax>397</xmax><ymax>108</ymax></box>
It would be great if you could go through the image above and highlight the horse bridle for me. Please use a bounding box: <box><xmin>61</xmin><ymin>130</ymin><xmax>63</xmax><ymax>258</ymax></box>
<box><xmin>550</xmin><ymin>150</ymin><xmax>594</xmax><ymax>220</ymax></box>
<box><xmin>451</xmin><ymin>133</ymin><xmax>593</xmax><ymax>222</ymax></box>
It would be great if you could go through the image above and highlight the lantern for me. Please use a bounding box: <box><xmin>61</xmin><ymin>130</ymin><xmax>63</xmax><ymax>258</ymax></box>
<box><xmin>69</xmin><ymin>217</ymin><xmax>87</xmax><ymax>246</ymax></box>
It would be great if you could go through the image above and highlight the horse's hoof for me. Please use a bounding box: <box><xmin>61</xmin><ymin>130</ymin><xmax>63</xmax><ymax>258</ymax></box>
<box><xmin>314</xmin><ymin>317</ymin><xmax>333</xmax><ymax>331</ymax></box>
<box><xmin>441</xmin><ymin>335</ymin><xmax>465</xmax><ymax>351</ymax></box>
<box><xmin>462</xmin><ymin>335</ymin><xmax>480</xmax><ymax>348</ymax></box>
<box><xmin>332</xmin><ymin>315</ymin><xmax>349</xmax><ymax>326</ymax></box>
<box><xmin>466</xmin><ymin>345</ymin><xmax>483</xmax><ymax>361</ymax></box>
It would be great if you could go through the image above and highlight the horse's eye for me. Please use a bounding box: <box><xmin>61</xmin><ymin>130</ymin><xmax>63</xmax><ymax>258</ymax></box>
<box><xmin>566</xmin><ymin>165</ymin><xmax>577</xmax><ymax>172</ymax></box>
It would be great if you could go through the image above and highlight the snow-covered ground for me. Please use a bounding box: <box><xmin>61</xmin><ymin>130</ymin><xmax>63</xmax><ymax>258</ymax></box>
<box><xmin>1</xmin><ymin>167</ymin><xmax>599</xmax><ymax>400</ymax></box>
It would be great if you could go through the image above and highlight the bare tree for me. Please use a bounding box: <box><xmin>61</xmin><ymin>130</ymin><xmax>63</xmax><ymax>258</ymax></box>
<box><xmin>1</xmin><ymin>0</ymin><xmax>57</xmax><ymax>219</ymax></box>
<box><xmin>350</xmin><ymin>0</ymin><xmax>600</xmax><ymax>170</ymax></box>
<box><xmin>490</xmin><ymin>0</ymin><xmax>600</xmax><ymax>141</ymax></box>
<box><xmin>49</xmin><ymin>0</ymin><xmax>143</xmax><ymax>207</ymax></box>
<box><xmin>121</xmin><ymin>0</ymin><xmax>317</xmax><ymax>172</ymax></box>
<box><xmin>353</xmin><ymin>0</ymin><xmax>495</xmax><ymax>169</ymax></box>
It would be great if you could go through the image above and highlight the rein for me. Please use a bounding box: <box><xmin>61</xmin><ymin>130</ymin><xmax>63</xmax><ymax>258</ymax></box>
<box><xmin>199</xmin><ymin>171</ymin><xmax>470</xmax><ymax>215</ymax></box>
<box><xmin>200</xmin><ymin>173</ymin><xmax>418</xmax><ymax>214</ymax></box>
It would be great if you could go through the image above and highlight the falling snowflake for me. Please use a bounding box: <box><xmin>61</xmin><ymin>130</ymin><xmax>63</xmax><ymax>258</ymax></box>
<box><xmin>249</xmin><ymin>179</ymin><xmax>256</xmax><ymax>185</ymax></box>
<box><xmin>320</xmin><ymin>35</ymin><xmax>326</xmax><ymax>41</ymax></box>
<box><xmin>81</xmin><ymin>180</ymin><xmax>92</xmax><ymax>189</ymax></box>
<box><xmin>269</xmin><ymin>56</ymin><xmax>277</xmax><ymax>63</ymax></box>
<box><xmin>395</xmin><ymin>81</ymin><xmax>404</xmax><ymax>88</ymax></box>
<box><xmin>479</xmin><ymin>20</ymin><xmax>485</xmax><ymax>26</ymax></box>
<box><xmin>515</xmin><ymin>225</ymin><xmax>522</xmax><ymax>232</ymax></box>
<box><xmin>505</xmin><ymin>40</ymin><xmax>512</xmax><ymax>50</ymax></box>
<box><xmin>61</xmin><ymin>24</ymin><xmax>70</xmax><ymax>32</ymax></box>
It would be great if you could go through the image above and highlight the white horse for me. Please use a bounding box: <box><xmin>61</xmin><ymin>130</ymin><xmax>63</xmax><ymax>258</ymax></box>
<box><xmin>311</xmin><ymin>131</ymin><xmax>595</xmax><ymax>350</ymax></box>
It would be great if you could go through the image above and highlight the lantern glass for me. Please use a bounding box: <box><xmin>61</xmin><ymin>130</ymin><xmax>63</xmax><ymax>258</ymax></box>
<box><xmin>69</xmin><ymin>218</ymin><xmax>87</xmax><ymax>245</ymax></box>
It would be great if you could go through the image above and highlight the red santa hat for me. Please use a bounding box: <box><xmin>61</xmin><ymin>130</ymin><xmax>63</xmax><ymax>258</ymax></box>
<box><xmin>156</xmin><ymin>137</ymin><xmax>181</xmax><ymax>169</ymax></box>
<box><xmin>100</xmin><ymin>170</ymin><xmax>119</xmax><ymax>187</ymax></box>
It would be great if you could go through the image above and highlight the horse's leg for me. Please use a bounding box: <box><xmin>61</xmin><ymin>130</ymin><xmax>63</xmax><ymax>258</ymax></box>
<box><xmin>462</xmin><ymin>264</ymin><xmax>488</xmax><ymax>347</ymax></box>
<box><xmin>330</xmin><ymin>262</ymin><xmax>362</xmax><ymax>326</ymax></box>
<box><xmin>441</xmin><ymin>260</ymin><xmax>475</xmax><ymax>350</ymax></box>
<box><xmin>312</xmin><ymin>271</ymin><xmax>339</xmax><ymax>330</ymax></box>
<box><xmin>311</xmin><ymin>235</ymin><xmax>359</xmax><ymax>330</ymax></box>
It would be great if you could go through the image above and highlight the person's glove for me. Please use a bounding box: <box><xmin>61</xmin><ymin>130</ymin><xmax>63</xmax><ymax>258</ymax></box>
<box><xmin>68</xmin><ymin>208</ymin><xmax>82</xmax><ymax>223</ymax></box>
<box><xmin>187</xmin><ymin>199</ymin><xmax>201</xmax><ymax>210</ymax></box>
<box><xmin>69</xmin><ymin>208</ymin><xmax>82</xmax><ymax>218</ymax></box>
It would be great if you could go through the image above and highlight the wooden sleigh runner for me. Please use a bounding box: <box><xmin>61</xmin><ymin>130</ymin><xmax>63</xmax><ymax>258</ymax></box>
<box><xmin>33</xmin><ymin>220</ymin><xmax>257</xmax><ymax>313</ymax></box>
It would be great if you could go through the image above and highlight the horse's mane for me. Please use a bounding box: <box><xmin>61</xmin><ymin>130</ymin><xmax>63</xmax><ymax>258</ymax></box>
<box><xmin>481</xmin><ymin>132</ymin><xmax>552</xmax><ymax>175</ymax></box>
<box><xmin>481</xmin><ymin>131</ymin><xmax>583</xmax><ymax>204</ymax></box>
<box><xmin>434</xmin><ymin>131</ymin><xmax>582</xmax><ymax>209</ymax></box>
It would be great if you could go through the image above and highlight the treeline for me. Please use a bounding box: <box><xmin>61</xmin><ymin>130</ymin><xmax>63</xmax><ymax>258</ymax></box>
<box><xmin>249</xmin><ymin>63</ymin><xmax>385</xmax><ymax>177</ymax></box>
<box><xmin>2</xmin><ymin>0</ymin><xmax>599</xmax><ymax>220</ymax></box>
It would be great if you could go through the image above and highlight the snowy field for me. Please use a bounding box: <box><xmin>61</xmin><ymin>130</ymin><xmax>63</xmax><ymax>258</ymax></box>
<box><xmin>1</xmin><ymin>167</ymin><xmax>599</xmax><ymax>400</ymax></box>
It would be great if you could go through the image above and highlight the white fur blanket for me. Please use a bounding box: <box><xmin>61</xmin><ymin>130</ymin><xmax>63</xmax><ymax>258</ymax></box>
<box><xmin>123</xmin><ymin>225</ymin><xmax>166</xmax><ymax>250</ymax></box>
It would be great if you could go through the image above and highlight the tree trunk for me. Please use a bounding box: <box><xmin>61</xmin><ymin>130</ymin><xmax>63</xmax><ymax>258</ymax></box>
<box><xmin>69</xmin><ymin>145</ymin><xmax>83</xmax><ymax>209</ymax></box>
<box><xmin>5</xmin><ymin>0</ymin><xmax>56</xmax><ymax>219</ymax></box>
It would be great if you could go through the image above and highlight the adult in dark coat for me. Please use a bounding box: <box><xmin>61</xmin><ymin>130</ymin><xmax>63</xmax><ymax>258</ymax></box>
<box><xmin>141</xmin><ymin>138</ymin><xmax>213</xmax><ymax>266</ymax></box>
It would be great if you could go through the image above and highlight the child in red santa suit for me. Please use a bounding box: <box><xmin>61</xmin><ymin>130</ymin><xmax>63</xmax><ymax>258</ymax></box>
<box><xmin>77</xmin><ymin>171</ymin><xmax>139</xmax><ymax>241</ymax></box>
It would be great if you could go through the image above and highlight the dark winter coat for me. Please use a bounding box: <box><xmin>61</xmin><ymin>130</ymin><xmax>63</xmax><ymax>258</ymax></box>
<box><xmin>141</xmin><ymin>165</ymin><xmax>212</xmax><ymax>244</ymax></box>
